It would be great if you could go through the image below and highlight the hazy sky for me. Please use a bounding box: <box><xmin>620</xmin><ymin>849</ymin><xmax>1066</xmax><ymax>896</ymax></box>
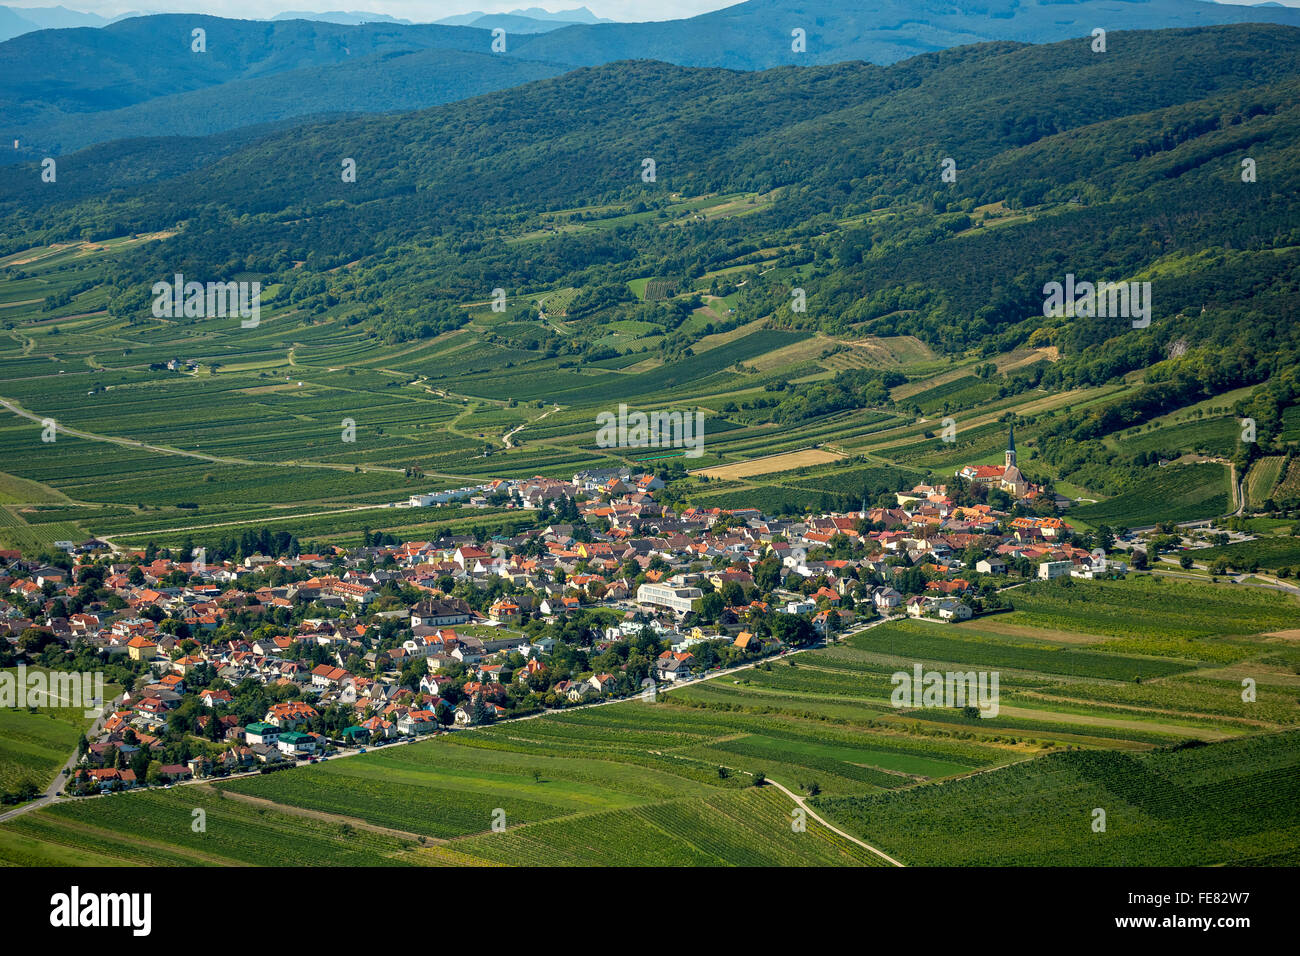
<box><xmin>12</xmin><ymin>0</ymin><xmax>1300</xmax><ymax>23</ymax></box>
<box><xmin>17</xmin><ymin>1</ymin><xmax>733</xmax><ymax>21</ymax></box>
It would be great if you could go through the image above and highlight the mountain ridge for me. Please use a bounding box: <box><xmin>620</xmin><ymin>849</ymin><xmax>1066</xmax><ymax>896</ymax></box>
<box><xmin>6</xmin><ymin>1</ymin><xmax>1300</xmax><ymax>157</ymax></box>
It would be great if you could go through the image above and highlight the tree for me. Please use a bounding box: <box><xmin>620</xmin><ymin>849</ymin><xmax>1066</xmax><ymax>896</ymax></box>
<box><xmin>1096</xmin><ymin>525</ymin><xmax>1116</xmax><ymax>552</ymax></box>
<box><xmin>1131</xmin><ymin>549</ymin><xmax>1149</xmax><ymax>571</ymax></box>
<box><xmin>696</xmin><ymin>591</ymin><xmax>724</xmax><ymax>622</ymax></box>
<box><xmin>753</xmin><ymin>557</ymin><xmax>782</xmax><ymax>593</ymax></box>
<box><xmin>1179</xmin><ymin>553</ymin><xmax>1194</xmax><ymax>570</ymax></box>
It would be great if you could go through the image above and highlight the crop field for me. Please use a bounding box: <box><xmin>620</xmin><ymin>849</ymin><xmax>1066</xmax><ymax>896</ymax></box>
<box><xmin>847</xmin><ymin>619</ymin><xmax>1195</xmax><ymax>681</ymax></box>
<box><xmin>1070</xmin><ymin>463</ymin><xmax>1232</xmax><ymax>528</ymax></box>
<box><xmin>1245</xmin><ymin>456</ymin><xmax>1286</xmax><ymax>508</ymax></box>
<box><xmin>1006</xmin><ymin>577</ymin><xmax>1299</xmax><ymax>644</ymax></box>
<box><xmin>813</xmin><ymin>732</ymin><xmax>1300</xmax><ymax>866</ymax></box>
<box><xmin>452</xmin><ymin>787</ymin><xmax>888</xmax><ymax>866</ymax></box>
<box><xmin>0</xmin><ymin>786</ymin><xmax>485</xmax><ymax>866</ymax></box>
<box><xmin>1276</xmin><ymin>458</ymin><xmax>1300</xmax><ymax>503</ymax></box>
<box><xmin>695</xmin><ymin>448</ymin><xmax>844</xmax><ymax>480</ymax></box>
<box><xmin>1111</xmin><ymin>416</ymin><xmax>1241</xmax><ymax>459</ymax></box>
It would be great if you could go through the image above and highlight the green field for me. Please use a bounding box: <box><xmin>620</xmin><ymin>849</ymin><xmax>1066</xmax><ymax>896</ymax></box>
<box><xmin>1245</xmin><ymin>456</ymin><xmax>1286</xmax><ymax>508</ymax></box>
<box><xmin>814</xmin><ymin>732</ymin><xmax>1300</xmax><ymax>865</ymax></box>
<box><xmin>1070</xmin><ymin>463</ymin><xmax>1232</xmax><ymax>528</ymax></box>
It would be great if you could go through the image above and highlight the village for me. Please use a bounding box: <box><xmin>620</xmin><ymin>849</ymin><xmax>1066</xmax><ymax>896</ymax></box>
<box><xmin>0</xmin><ymin>440</ymin><xmax>1135</xmax><ymax>802</ymax></box>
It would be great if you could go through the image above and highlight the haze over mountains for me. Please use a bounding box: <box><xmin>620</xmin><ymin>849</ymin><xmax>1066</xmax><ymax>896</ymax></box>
<box><xmin>0</xmin><ymin>4</ymin><xmax>609</xmax><ymax>40</ymax></box>
<box><xmin>0</xmin><ymin>4</ymin><xmax>115</xmax><ymax>40</ymax></box>
<box><xmin>5</xmin><ymin>0</ymin><xmax>1300</xmax><ymax>158</ymax></box>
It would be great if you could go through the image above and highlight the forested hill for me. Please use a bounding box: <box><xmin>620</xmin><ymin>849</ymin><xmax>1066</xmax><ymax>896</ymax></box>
<box><xmin>10</xmin><ymin>47</ymin><xmax>570</xmax><ymax>157</ymax></box>
<box><xmin>5</xmin><ymin>25</ymin><xmax>1295</xmax><ymax>263</ymax></box>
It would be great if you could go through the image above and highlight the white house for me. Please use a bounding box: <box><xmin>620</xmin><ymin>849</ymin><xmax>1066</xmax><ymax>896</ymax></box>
<box><xmin>1038</xmin><ymin>560</ymin><xmax>1073</xmax><ymax>580</ymax></box>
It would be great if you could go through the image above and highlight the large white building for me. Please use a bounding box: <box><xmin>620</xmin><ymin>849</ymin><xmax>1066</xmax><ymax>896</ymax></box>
<box><xmin>1038</xmin><ymin>560</ymin><xmax>1073</xmax><ymax>580</ymax></box>
<box><xmin>636</xmin><ymin>583</ymin><xmax>702</xmax><ymax>614</ymax></box>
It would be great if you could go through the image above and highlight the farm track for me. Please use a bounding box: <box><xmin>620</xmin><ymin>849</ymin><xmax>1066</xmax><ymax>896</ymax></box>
<box><xmin>759</xmin><ymin>775</ymin><xmax>904</xmax><ymax>867</ymax></box>
<box><xmin>503</xmin><ymin>404</ymin><xmax>559</xmax><ymax>449</ymax></box>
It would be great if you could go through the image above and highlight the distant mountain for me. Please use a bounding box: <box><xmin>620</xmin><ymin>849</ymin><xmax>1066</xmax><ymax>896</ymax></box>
<box><xmin>506</xmin><ymin>0</ymin><xmax>1300</xmax><ymax>69</ymax></box>
<box><xmin>270</xmin><ymin>11</ymin><xmax>414</xmax><ymax>25</ymax></box>
<box><xmin>506</xmin><ymin>6</ymin><xmax>608</xmax><ymax>23</ymax></box>
<box><xmin>0</xmin><ymin>6</ymin><xmax>37</xmax><ymax>42</ymax></box>
<box><xmin>22</xmin><ymin>46</ymin><xmax>567</xmax><ymax>155</ymax></box>
<box><xmin>436</xmin><ymin>6</ymin><xmax>609</xmax><ymax>26</ymax></box>
<box><xmin>1</xmin><ymin>14</ymin><xmax>565</xmax><ymax>155</ymax></box>
<box><xmin>8</xmin><ymin>1</ymin><xmax>1300</xmax><ymax>157</ymax></box>
<box><xmin>0</xmin><ymin>4</ymin><xmax>116</xmax><ymax>40</ymax></box>
<box><xmin>463</xmin><ymin>13</ymin><xmax>584</xmax><ymax>33</ymax></box>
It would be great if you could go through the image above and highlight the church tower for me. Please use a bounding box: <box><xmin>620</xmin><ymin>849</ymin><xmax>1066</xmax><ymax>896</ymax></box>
<box><xmin>1005</xmin><ymin>423</ymin><xmax>1017</xmax><ymax>470</ymax></box>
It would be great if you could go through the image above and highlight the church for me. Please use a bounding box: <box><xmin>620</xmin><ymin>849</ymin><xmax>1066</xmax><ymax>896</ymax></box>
<box><xmin>957</xmin><ymin>425</ymin><xmax>1033</xmax><ymax>499</ymax></box>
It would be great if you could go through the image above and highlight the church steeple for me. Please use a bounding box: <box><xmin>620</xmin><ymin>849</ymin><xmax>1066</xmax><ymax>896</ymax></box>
<box><xmin>1005</xmin><ymin>423</ymin><xmax>1017</xmax><ymax>470</ymax></box>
